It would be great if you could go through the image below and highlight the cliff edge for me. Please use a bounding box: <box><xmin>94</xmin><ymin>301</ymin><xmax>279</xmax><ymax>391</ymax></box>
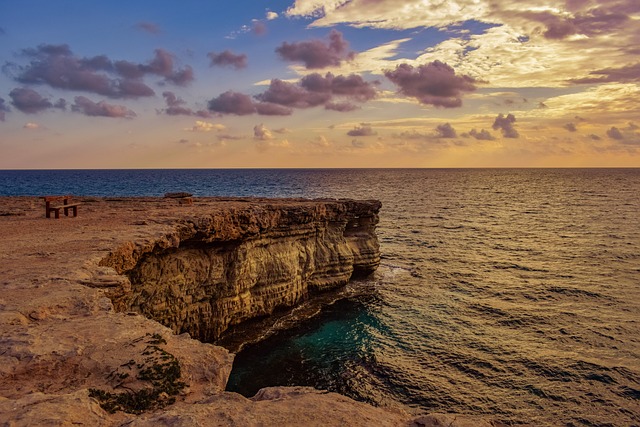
<box><xmin>0</xmin><ymin>197</ymin><xmax>503</xmax><ymax>427</ymax></box>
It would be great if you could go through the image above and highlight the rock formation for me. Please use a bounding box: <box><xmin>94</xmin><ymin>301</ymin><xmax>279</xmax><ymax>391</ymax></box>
<box><xmin>0</xmin><ymin>197</ymin><xmax>505</xmax><ymax>426</ymax></box>
<box><xmin>98</xmin><ymin>199</ymin><xmax>381</xmax><ymax>342</ymax></box>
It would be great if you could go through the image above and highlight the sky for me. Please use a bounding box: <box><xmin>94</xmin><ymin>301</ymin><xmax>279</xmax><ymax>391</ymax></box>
<box><xmin>0</xmin><ymin>0</ymin><xmax>639</xmax><ymax>168</ymax></box>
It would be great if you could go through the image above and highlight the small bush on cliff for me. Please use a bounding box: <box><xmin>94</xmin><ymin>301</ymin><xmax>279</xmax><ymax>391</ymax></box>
<box><xmin>88</xmin><ymin>333</ymin><xmax>187</xmax><ymax>414</ymax></box>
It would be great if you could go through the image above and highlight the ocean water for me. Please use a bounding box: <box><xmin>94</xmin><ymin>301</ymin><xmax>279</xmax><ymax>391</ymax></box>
<box><xmin>2</xmin><ymin>168</ymin><xmax>639</xmax><ymax>426</ymax></box>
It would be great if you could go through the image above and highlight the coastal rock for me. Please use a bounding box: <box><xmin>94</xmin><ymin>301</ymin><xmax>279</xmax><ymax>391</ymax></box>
<box><xmin>98</xmin><ymin>200</ymin><xmax>382</xmax><ymax>341</ymax></box>
<box><xmin>0</xmin><ymin>197</ymin><xmax>504</xmax><ymax>427</ymax></box>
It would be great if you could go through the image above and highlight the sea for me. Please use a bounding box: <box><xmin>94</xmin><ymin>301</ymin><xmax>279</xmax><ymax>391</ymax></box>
<box><xmin>1</xmin><ymin>168</ymin><xmax>639</xmax><ymax>426</ymax></box>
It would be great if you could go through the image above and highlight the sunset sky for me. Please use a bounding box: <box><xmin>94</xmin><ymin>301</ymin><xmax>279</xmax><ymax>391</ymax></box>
<box><xmin>1</xmin><ymin>0</ymin><xmax>639</xmax><ymax>168</ymax></box>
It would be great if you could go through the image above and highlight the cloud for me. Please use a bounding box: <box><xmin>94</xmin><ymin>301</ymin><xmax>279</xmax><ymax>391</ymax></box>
<box><xmin>384</xmin><ymin>61</ymin><xmax>477</xmax><ymax>108</ymax></box>
<box><xmin>589</xmin><ymin>133</ymin><xmax>602</xmax><ymax>140</ymax></box>
<box><xmin>136</xmin><ymin>22</ymin><xmax>161</xmax><ymax>34</ymax></box>
<box><xmin>276</xmin><ymin>30</ymin><xmax>355</xmax><ymax>69</ymax></box>
<box><xmin>207</xmin><ymin>90</ymin><xmax>294</xmax><ymax>116</ymax></box>
<box><xmin>310</xmin><ymin>135</ymin><xmax>331</xmax><ymax>147</ymax></box>
<box><xmin>71</xmin><ymin>96</ymin><xmax>136</xmax><ymax>118</ymax></box>
<box><xmin>253</xmin><ymin>123</ymin><xmax>274</xmax><ymax>140</ymax></box>
<box><xmin>207</xmin><ymin>50</ymin><xmax>248</xmax><ymax>69</ymax></box>
<box><xmin>257</xmin><ymin>78</ymin><xmax>330</xmax><ymax>108</ymax></box>
<box><xmin>208</xmin><ymin>91</ymin><xmax>257</xmax><ymax>115</ymax></box>
<box><xmin>571</xmin><ymin>62</ymin><xmax>640</xmax><ymax>84</ymax></box>
<box><xmin>0</xmin><ymin>97</ymin><xmax>9</xmax><ymax>121</ymax></box>
<box><xmin>210</xmin><ymin>71</ymin><xmax>378</xmax><ymax>116</ymax></box>
<box><xmin>254</xmin><ymin>102</ymin><xmax>294</xmax><ymax>116</ymax></box>
<box><xmin>606</xmin><ymin>126</ymin><xmax>624</xmax><ymax>140</ymax></box>
<box><xmin>492</xmin><ymin>113</ymin><xmax>519</xmax><ymax>138</ymax></box>
<box><xmin>518</xmin><ymin>6</ymin><xmax>631</xmax><ymax>41</ymax></box>
<box><xmin>435</xmin><ymin>123</ymin><xmax>457</xmax><ymax>138</ymax></box>
<box><xmin>466</xmin><ymin>128</ymin><xmax>495</xmax><ymax>140</ymax></box>
<box><xmin>8</xmin><ymin>44</ymin><xmax>192</xmax><ymax>98</ymax></box>
<box><xmin>23</xmin><ymin>122</ymin><xmax>41</xmax><ymax>130</ymax></box>
<box><xmin>141</xmin><ymin>49</ymin><xmax>194</xmax><ymax>85</ymax></box>
<box><xmin>604</xmin><ymin>123</ymin><xmax>640</xmax><ymax>145</ymax></box>
<box><xmin>185</xmin><ymin>120</ymin><xmax>226</xmax><ymax>132</ymax></box>
<box><xmin>160</xmin><ymin>91</ymin><xmax>211</xmax><ymax>117</ymax></box>
<box><xmin>266</xmin><ymin>11</ymin><xmax>279</xmax><ymax>20</ymax></box>
<box><xmin>325</xmin><ymin>101</ymin><xmax>358</xmax><ymax>112</ymax></box>
<box><xmin>563</xmin><ymin>123</ymin><xmax>578</xmax><ymax>132</ymax></box>
<box><xmin>301</xmin><ymin>72</ymin><xmax>378</xmax><ymax>101</ymax></box>
<box><xmin>351</xmin><ymin>139</ymin><xmax>366</xmax><ymax>149</ymax></box>
<box><xmin>347</xmin><ymin>123</ymin><xmax>377</xmax><ymax>137</ymax></box>
<box><xmin>255</xmin><ymin>72</ymin><xmax>377</xmax><ymax>111</ymax></box>
<box><xmin>9</xmin><ymin>87</ymin><xmax>65</xmax><ymax>114</ymax></box>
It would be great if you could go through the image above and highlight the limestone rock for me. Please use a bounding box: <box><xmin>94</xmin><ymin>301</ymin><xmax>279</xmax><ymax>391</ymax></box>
<box><xmin>99</xmin><ymin>200</ymin><xmax>382</xmax><ymax>341</ymax></box>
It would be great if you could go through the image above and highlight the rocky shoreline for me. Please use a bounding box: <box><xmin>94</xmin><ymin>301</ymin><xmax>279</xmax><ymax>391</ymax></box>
<box><xmin>0</xmin><ymin>196</ymin><xmax>504</xmax><ymax>426</ymax></box>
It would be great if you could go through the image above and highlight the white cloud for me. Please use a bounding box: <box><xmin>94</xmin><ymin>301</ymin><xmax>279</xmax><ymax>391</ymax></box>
<box><xmin>266</xmin><ymin>11</ymin><xmax>279</xmax><ymax>20</ymax></box>
<box><xmin>185</xmin><ymin>121</ymin><xmax>226</xmax><ymax>132</ymax></box>
<box><xmin>23</xmin><ymin>122</ymin><xmax>41</xmax><ymax>130</ymax></box>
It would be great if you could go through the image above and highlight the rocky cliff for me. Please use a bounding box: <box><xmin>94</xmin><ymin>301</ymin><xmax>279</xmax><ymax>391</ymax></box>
<box><xmin>0</xmin><ymin>197</ymin><xmax>505</xmax><ymax>426</ymax></box>
<box><xmin>98</xmin><ymin>199</ymin><xmax>381</xmax><ymax>342</ymax></box>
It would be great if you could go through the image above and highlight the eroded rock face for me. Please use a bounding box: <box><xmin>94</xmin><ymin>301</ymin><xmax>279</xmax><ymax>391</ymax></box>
<box><xmin>99</xmin><ymin>200</ymin><xmax>381</xmax><ymax>342</ymax></box>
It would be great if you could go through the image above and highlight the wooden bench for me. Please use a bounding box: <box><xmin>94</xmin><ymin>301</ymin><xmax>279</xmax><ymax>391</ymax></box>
<box><xmin>164</xmin><ymin>192</ymin><xmax>193</xmax><ymax>205</ymax></box>
<box><xmin>42</xmin><ymin>195</ymin><xmax>81</xmax><ymax>219</ymax></box>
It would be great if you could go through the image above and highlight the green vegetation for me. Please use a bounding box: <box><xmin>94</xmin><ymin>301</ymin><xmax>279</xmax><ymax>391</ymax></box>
<box><xmin>88</xmin><ymin>333</ymin><xmax>187</xmax><ymax>414</ymax></box>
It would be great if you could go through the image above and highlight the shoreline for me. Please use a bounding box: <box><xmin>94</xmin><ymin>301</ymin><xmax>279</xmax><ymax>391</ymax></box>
<box><xmin>0</xmin><ymin>196</ymin><xmax>504</xmax><ymax>426</ymax></box>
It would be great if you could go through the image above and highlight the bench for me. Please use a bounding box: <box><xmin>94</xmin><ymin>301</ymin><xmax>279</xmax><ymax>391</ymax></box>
<box><xmin>164</xmin><ymin>192</ymin><xmax>193</xmax><ymax>205</ymax></box>
<box><xmin>42</xmin><ymin>195</ymin><xmax>81</xmax><ymax>219</ymax></box>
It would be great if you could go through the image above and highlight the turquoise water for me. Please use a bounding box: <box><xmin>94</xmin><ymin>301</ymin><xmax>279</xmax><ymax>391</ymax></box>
<box><xmin>2</xmin><ymin>168</ymin><xmax>639</xmax><ymax>426</ymax></box>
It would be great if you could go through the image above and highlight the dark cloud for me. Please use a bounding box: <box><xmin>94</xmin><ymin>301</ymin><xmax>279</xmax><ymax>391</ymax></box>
<box><xmin>208</xmin><ymin>50</ymin><xmax>248</xmax><ymax>69</ymax></box>
<box><xmin>257</xmin><ymin>79</ymin><xmax>330</xmax><ymax>108</ymax></box>
<box><xmin>435</xmin><ymin>123</ymin><xmax>457</xmax><ymax>138</ymax></box>
<box><xmin>606</xmin><ymin>126</ymin><xmax>624</xmax><ymax>140</ymax></box>
<box><xmin>209</xmin><ymin>72</ymin><xmax>377</xmax><ymax>116</ymax></box>
<box><xmin>71</xmin><ymin>96</ymin><xmax>136</xmax><ymax>118</ymax></box>
<box><xmin>492</xmin><ymin>113</ymin><xmax>519</xmax><ymax>138</ymax></box>
<box><xmin>255</xmin><ymin>72</ymin><xmax>377</xmax><ymax>111</ymax></box>
<box><xmin>254</xmin><ymin>102</ymin><xmax>293</xmax><ymax>116</ymax></box>
<box><xmin>276</xmin><ymin>30</ymin><xmax>355</xmax><ymax>69</ymax></box>
<box><xmin>0</xmin><ymin>97</ymin><xmax>10</xmax><ymax>121</ymax></box>
<box><xmin>384</xmin><ymin>61</ymin><xmax>477</xmax><ymax>108</ymax></box>
<box><xmin>142</xmin><ymin>49</ymin><xmax>194</xmax><ymax>86</ymax></box>
<box><xmin>160</xmin><ymin>91</ymin><xmax>211</xmax><ymax>118</ymax></box>
<box><xmin>520</xmin><ymin>6</ymin><xmax>630</xmax><ymax>40</ymax></box>
<box><xmin>467</xmin><ymin>128</ymin><xmax>496</xmax><ymax>140</ymax></box>
<box><xmin>301</xmin><ymin>73</ymin><xmax>378</xmax><ymax>102</ymax></box>
<box><xmin>9</xmin><ymin>87</ymin><xmax>61</xmax><ymax>114</ymax></box>
<box><xmin>563</xmin><ymin>122</ymin><xmax>577</xmax><ymax>132</ymax></box>
<box><xmin>325</xmin><ymin>101</ymin><xmax>359</xmax><ymax>112</ymax></box>
<box><xmin>7</xmin><ymin>44</ymin><xmax>193</xmax><ymax>98</ymax></box>
<box><xmin>207</xmin><ymin>90</ymin><xmax>293</xmax><ymax>117</ymax></box>
<box><xmin>208</xmin><ymin>91</ymin><xmax>257</xmax><ymax>115</ymax></box>
<box><xmin>589</xmin><ymin>133</ymin><xmax>602</xmax><ymax>140</ymax></box>
<box><xmin>571</xmin><ymin>62</ymin><xmax>640</xmax><ymax>84</ymax></box>
<box><xmin>136</xmin><ymin>22</ymin><xmax>161</xmax><ymax>34</ymax></box>
<box><xmin>347</xmin><ymin>124</ymin><xmax>376</xmax><ymax>137</ymax></box>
